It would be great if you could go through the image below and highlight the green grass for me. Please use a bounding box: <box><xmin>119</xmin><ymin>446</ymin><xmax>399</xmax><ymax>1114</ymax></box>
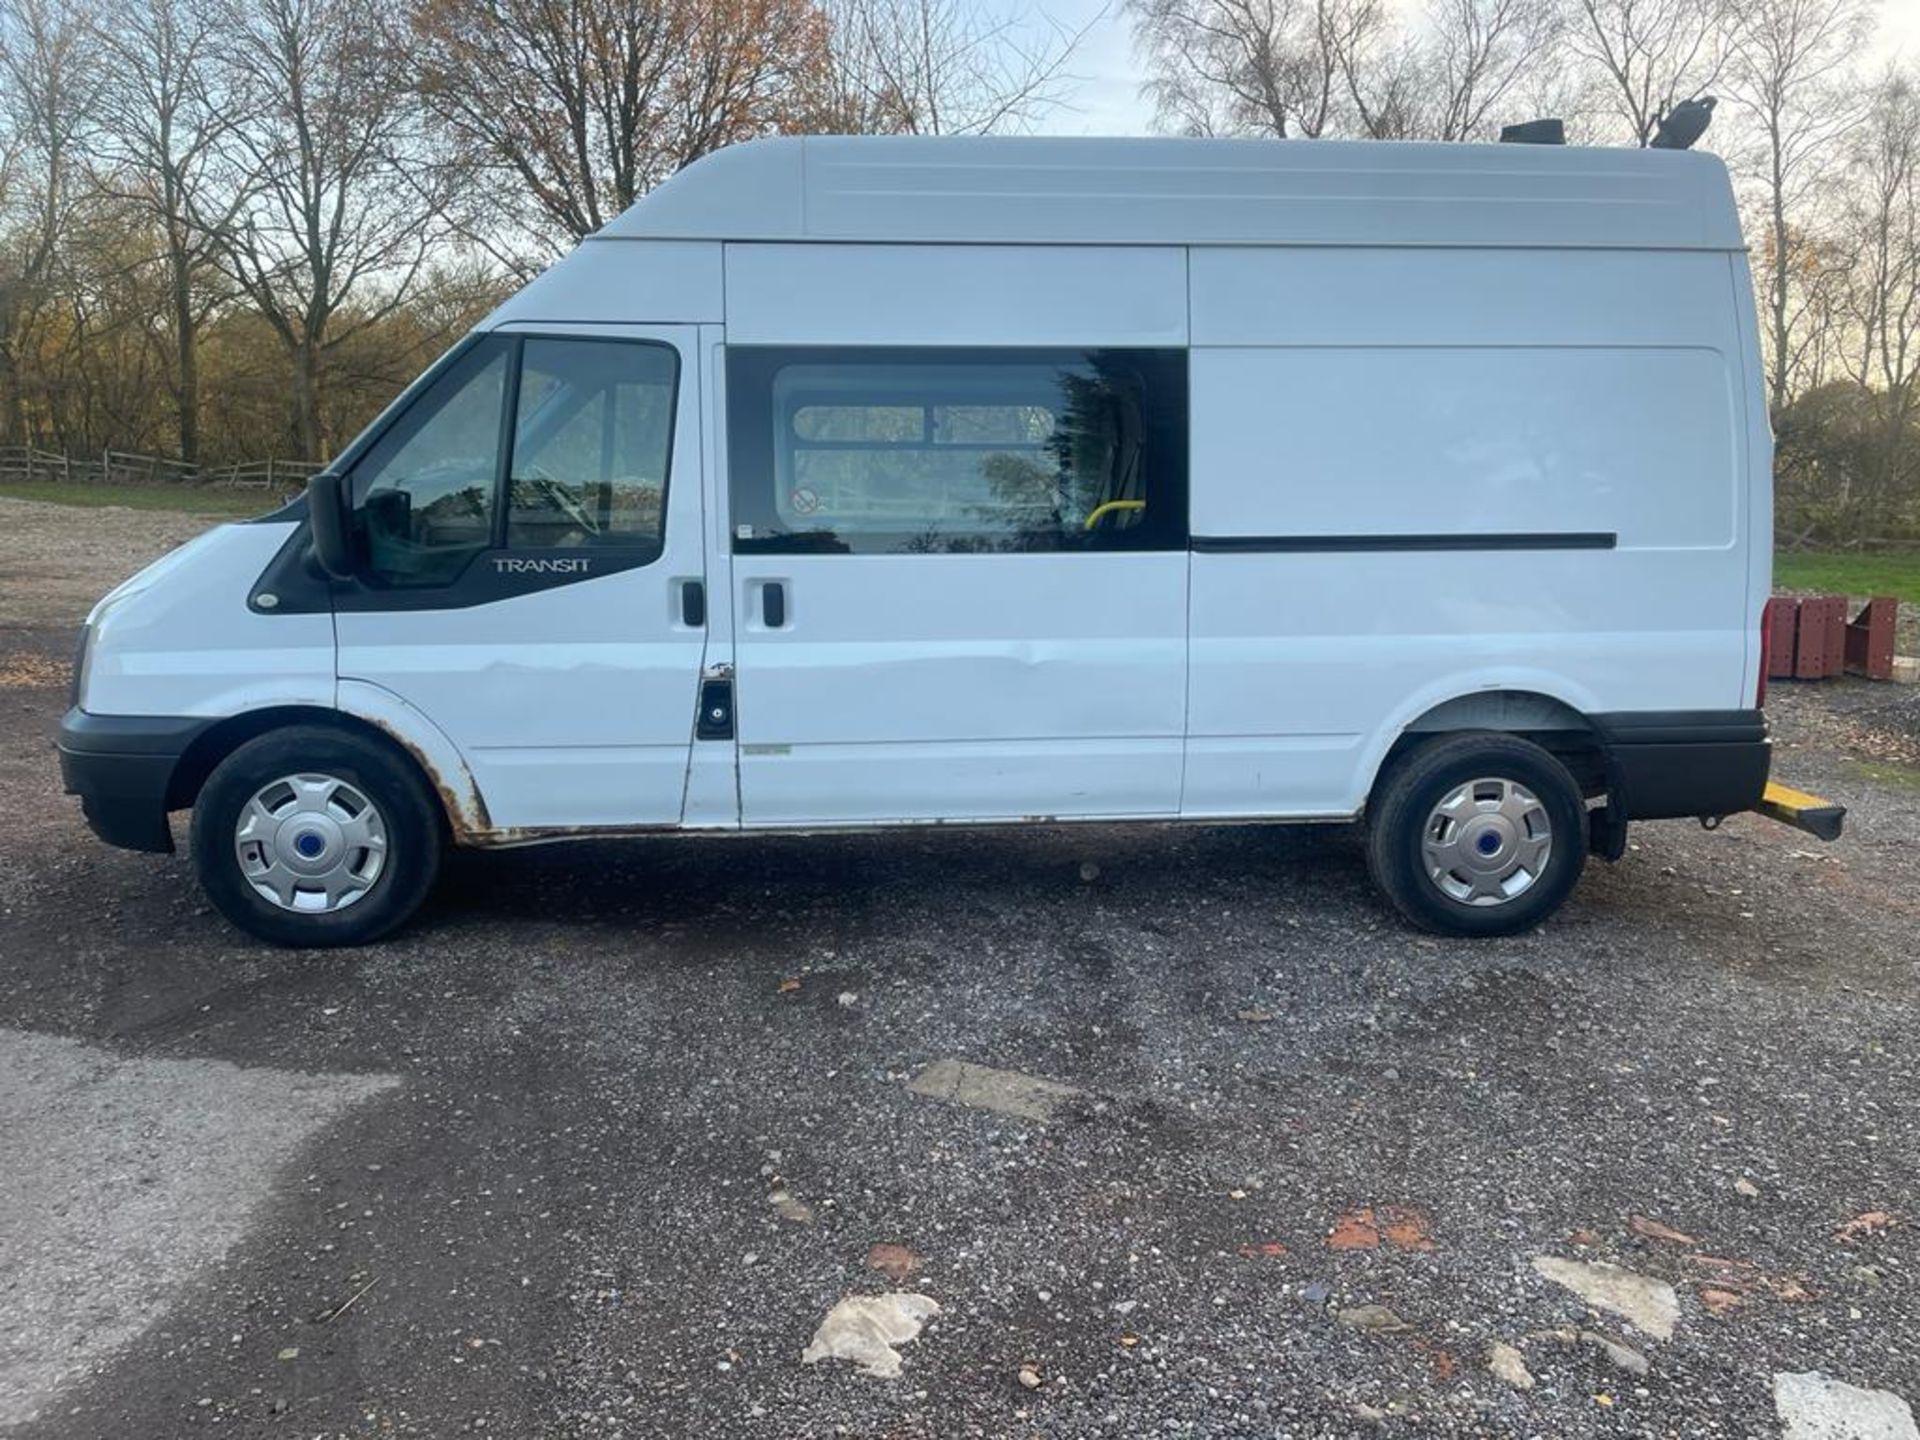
<box><xmin>1850</xmin><ymin>759</ymin><xmax>1920</xmax><ymax>794</ymax></box>
<box><xmin>1774</xmin><ymin>549</ymin><xmax>1920</xmax><ymax>603</ymax></box>
<box><xmin>0</xmin><ymin>479</ymin><xmax>295</xmax><ymax>516</ymax></box>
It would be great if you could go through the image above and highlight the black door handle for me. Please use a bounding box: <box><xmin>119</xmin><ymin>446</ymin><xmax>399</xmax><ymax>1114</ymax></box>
<box><xmin>680</xmin><ymin>579</ymin><xmax>705</xmax><ymax>627</ymax></box>
<box><xmin>762</xmin><ymin>581</ymin><xmax>786</xmax><ymax>629</ymax></box>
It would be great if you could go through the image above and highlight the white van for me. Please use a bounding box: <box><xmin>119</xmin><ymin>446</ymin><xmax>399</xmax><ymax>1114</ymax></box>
<box><xmin>58</xmin><ymin>135</ymin><xmax>1838</xmax><ymax>947</ymax></box>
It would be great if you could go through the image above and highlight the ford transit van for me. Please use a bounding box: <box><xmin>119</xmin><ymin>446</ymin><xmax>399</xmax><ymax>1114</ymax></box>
<box><xmin>58</xmin><ymin>135</ymin><xmax>1802</xmax><ymax>945</ymax></box>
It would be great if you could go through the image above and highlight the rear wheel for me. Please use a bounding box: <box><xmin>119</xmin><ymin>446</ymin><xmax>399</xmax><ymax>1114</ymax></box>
<box><xmin>190</xmin><ymin>725</ymin><xmax>443</xmax><ymax>947</ymax></box>
<box><xmin>1366</xmin><ymin>732</ymin><xmax>1587</xmax><ymax>937</ymax></box>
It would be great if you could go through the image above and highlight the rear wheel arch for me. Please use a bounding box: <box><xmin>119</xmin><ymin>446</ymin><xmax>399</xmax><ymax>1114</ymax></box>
<box><xmin>1374</xmin><ymin>689</ymin><xmax>1610</xmax><ymax>804</ymax></box>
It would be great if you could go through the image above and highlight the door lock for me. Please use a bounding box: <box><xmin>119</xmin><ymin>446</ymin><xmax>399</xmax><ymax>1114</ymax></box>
<box><xmin>695</xmin><ymin>677</ymin><xmax>734</xmax><ymax>741</ymax></box>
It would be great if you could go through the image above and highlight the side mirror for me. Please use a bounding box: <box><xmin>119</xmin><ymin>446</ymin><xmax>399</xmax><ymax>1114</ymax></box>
<box><xmin>306</xmin><ymin>472</ymin><xmax>356</xmax><ymax>580</ymax></box>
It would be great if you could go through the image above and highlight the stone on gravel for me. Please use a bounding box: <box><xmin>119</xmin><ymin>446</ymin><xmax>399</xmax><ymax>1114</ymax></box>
<box><xmin>1533</xmin><ymin>1255</ymin><xmax>1679</xmax><ymax>1340</ymax></box>
<box><xmin>800</xmin><ymin>1294</ymin><xmax>940</xmax><ymax>1380</ymax></box>
<box><xmin>866</xmin><ymin>1243</ymin><xmax>920</xmax><ymax>1282</ymax></box>
<box><xmin>1774</xmin><ymin>1371</ymin><xmax>1919</xmax><ymax>1440</ymax></box>
<box><xmin>1530</xmin><ymin>1326</ymin><xmax>1651</xmax><ymax>1376</ymax></box>
<box><xmin>1488</xmin><ymin>1342</ymin><xmax>1534</xmax><ymax>1390</ymax></box>
<box><xmin>1334</xmin><ymin>1304</ymin><xmax>1408</xmax><ymax>1333</ymax></box>
<box><xmin>768</xmin><ymin>1188</ymin><xmax>815</xmax><ymax>1224</ymax></box>
<box><xmin>906</xmin><ymin>1058</ymin><xmax>1082</xmax><ymax>1121</ymax></box>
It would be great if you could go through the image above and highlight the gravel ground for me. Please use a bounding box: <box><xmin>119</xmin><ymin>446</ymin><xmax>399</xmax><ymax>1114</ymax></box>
<box><xmin>1</xmin><ymin>497</ymin><xmax>1918</xmax><ymax>1438</ymax></box>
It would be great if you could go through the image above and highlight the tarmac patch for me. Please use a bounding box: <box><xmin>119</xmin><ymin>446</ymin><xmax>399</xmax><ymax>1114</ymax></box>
<box><xmin>0</xmin><ymin>1029</ymin><xmax>398</xmax><ymax>1427</ymax></box>
<box><xmin>1775</xmin><ymin>1370</ymin><xmax>1919</xmax><ymax>1440</ymax></box>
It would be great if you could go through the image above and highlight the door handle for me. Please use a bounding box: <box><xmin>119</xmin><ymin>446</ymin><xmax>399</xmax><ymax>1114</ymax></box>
<box><xmin>762</xmin><ymin>580</ymin><xmax>787</xmax><ymax>629</ymax></box>
<box><xmin>680</xmin><ymin>579</ymin><xmax>705</xmax><ymax>628</ymax></box>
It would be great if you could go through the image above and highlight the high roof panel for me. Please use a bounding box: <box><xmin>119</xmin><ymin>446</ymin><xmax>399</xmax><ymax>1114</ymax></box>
<box><xmin>594</xmin><ymin>135</ymin><xmax>1742</xmax><ymax>251</ymax></box>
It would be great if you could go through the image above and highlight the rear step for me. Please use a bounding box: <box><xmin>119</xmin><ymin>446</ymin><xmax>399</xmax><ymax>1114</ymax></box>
<box><xmin>1753</xmin><ymin>782</ymin><xmax>1847</xmax><ymax>842</ymax></box>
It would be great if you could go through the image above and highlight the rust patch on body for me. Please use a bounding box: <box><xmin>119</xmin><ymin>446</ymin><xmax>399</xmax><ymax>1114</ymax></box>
<box><xmin>361</xmin><ymin>713</ymin><xmax>492</xmax><ymax>840</ymax></box>
<box><xmin>465</xmin><ymin>823</ymin><xmax>679</xmax><ymax>849</ymax></box>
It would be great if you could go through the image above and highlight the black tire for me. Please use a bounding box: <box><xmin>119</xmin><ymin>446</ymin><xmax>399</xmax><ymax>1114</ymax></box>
<box><xmin>190</xmin><ymin>724</ymin><xmax>443</xmax><ymax>947</ymax></box>
<box><xmin>1365</xmin><ymin>731</ymin><xmax>1587</xmax><ymax>938</ymax></box>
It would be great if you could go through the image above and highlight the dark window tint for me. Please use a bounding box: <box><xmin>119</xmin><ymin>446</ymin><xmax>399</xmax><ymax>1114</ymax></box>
<box><xmin>507</xmin><ymin>339</ymin><xmax>677</xmax><ymax>549</ymax></box>
<box><xmin>727</xmin><ymin>347</ymin><xmax>1188</xmax><ymax>554</ymax></box>
<box><xmin>349</xmin><ymin>334</ymin><xmax>679</xmax><ymax>589</ymax></box>
<box><xmin>355</xmin><ymin>339</ymin><xmax>508</xmax><ymax>588</ymax></box>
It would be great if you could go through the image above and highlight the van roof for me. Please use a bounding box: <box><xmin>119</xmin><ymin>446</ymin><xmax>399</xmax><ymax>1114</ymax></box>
<box><xmin>594</xmin><ymin>135</ymin><xmax>1743</xmax><ymax>252</ymax></box>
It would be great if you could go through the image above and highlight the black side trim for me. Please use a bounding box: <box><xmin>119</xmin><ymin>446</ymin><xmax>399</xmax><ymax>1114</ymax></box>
<box><xmin>1192</xmin><ymin>532</ymin><xmax>1617</xmax><ymax>553</ymax></box>
<box><xmin>1596</xmin><ymin>709</ymin><xmax>1770</xmax><ymax>821</ymax></box>
<box><xmin>57</xmin><ymin>709</ymin><xmax>213</xmax><ymax>853</ymax></box>
<box><xmin>59</xmin><ymin>710</ymin><xmax>213</xmax><ymax>755</ymax></box>
<box><xmin>248</xmin><ymin>522</ymin><xmax>667</xmax><ymax>616</ymax></box>
<box><xmin>1593</xmin><ymin>709</ymin><xmax>1767</xmax><ymax>746</ymax></box>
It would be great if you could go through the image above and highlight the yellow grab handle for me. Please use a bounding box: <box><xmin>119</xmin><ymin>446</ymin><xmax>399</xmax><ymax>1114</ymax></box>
<box><xmin>1084</xmin><ymin>499</ymin><xmax>1146</xmax><ymax>530</ymax></box>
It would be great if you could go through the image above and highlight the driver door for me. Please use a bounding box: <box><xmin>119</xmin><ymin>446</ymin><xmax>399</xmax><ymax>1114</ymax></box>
<box><xmin>332</xmin><ymin>324</ymin><xmax>710</xmax><ymax>831</ymax></box>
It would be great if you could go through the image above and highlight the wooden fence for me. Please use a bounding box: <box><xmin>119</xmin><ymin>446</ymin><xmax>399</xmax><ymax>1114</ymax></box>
<box><xmin>0</xmin><ymin>446</ymin><xmax>320</xmax><ymax>491</ymax></box>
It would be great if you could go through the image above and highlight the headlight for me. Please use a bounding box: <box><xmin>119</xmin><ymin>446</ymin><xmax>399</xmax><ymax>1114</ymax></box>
<box><xmin>70</xmin><ymin>624</ymin><xmax>93</xmax><ymax>710</ymax></box>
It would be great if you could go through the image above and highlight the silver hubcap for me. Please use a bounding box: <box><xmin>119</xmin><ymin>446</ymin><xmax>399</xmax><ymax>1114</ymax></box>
<box><xmin>1422</xmin><ymin>777</ymin><xmax>1552</xmax><ymax>906</ymax></box>
<box><xmin>234</xmin><ymin>773</ymin><xmax>389</xmax><ymax>913</ymax></box>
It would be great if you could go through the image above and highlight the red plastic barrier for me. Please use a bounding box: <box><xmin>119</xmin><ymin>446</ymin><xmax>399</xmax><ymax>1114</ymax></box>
<box><xmin>1765</xmin><ymin>597</ymin><xmax>1799</xmax><ymax>679</ymax></box>
<box><xmin>1794</xmin><ymin>596</ymin><xmax>1842</xmax><ymax>678</ymax></box>
<box><xmin>1768</xmin><ymin>593</ymin><xmax>1899</xmax><ymax>681</ymax></box>
<box><xmin>1845</xmin><ymin>596</ymin><xmax>1898</xmax><ymax>681</ymax></box>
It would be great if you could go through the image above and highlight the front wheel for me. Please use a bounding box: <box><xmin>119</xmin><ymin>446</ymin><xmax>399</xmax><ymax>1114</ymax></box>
<box><xmin>190</xmin><ymin>725</ymin><xmax>444</xmax><ymax>947</ymax></box>
<box><xmin>1365</xmin><ymin>732</ymin><xmax>1588</xmax><ymax>937</ymax></box>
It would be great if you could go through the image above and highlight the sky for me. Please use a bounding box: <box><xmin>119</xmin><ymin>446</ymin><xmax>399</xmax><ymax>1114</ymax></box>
<box><xmin>1021</xmin><ymin>0</ymin><xmax>1920</xmax><ymax>140</ymax></box>
<box><xmin>1026</xmin><ymin>2</ymin><xmax>1155</xmax><ymax>136</ymax></box>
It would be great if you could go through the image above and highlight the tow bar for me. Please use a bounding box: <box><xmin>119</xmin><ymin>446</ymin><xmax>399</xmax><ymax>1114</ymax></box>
<box><xmin>1752</xmin><ymin>782</ymin><xmax>1847</xmax><ymax>842</ymax></box>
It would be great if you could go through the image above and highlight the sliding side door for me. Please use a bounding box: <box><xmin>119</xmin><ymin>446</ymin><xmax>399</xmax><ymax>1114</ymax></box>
<box><xmin>724</xmin><ymin>343</ymin><xmax>1190</xmax><ymax>825</ymax></box>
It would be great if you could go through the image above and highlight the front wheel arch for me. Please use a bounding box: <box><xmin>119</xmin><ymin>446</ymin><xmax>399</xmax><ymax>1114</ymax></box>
<box><xmin>166</xmin><ymin>707</ymin><xmax>453</xmax><ymax>840</ymax></box>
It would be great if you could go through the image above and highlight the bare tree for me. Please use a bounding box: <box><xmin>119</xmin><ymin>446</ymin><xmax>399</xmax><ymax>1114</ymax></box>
<box><xmin>413</xmin><ymin>0</ymin><xmax>831</xmax><ymax>253</ymax></box>
<box><xmin>1828</xmin><ymin>65</ymin><xmax>1920</xmax><ymax>534</ymax></box>
<box><xmin>214</xmin><ymin>0</ymin><xmax>452</xmax><ymax>459</ymax></box>
<box><xmin>88</xmin><ymin>0</ymin><xmax>248</xmax><ymax>462</ymax></box>
<box><xmin>1724</xmin><ymin>0</ymin><xmax>1873</xmax><ymax>412</ymax></box>
<box><xmin>1128</xmin><ymin>0</ymin><xmax>1557</xmax><ymax>142</ymax></box>
<box><xmin>0</xmin><ymin>0</ymin><xmax>98</xmax><ymax>444</ymax></box>
<box><xmin>1126</xmin><ymin>0</ymin><xmax>1365</xmax><ymax>138</ymax></box>
<box><xmin>1421</xmin><ymin>0</ymin><xmax>1565</xmax><ymax>139</ymax></box>
<box><xmin>1569</xmin><ymin>0</ymin><xmax>1727</xmax><ymax>146</ymax></box>
<box><xmin>814</xmin><ymin>0</ymin><xmax>1086</xmax><ymax>136</ymax></box>
<box><xmin>1329</xmin><ymin>0</ymin><xmax>1428</xmax><ymax>138</ymax></box>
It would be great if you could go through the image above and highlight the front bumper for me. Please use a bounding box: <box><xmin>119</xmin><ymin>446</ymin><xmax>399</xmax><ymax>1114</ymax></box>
<box><xmin>1596</xmin><ymin>710</ymin><xmax>1771</xmax><ymax>821</ymax></box>
<box><xmin>57</xmin><ymin>710</ymin><xmax>211</xmax><ymax>853</ymax></box>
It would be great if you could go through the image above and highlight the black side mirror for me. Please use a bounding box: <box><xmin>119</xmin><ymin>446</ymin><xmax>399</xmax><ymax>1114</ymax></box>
<box><xmin>306</xmin><ymin>472</ymin><xmax>356</xmax><ymax>580</ymax></box>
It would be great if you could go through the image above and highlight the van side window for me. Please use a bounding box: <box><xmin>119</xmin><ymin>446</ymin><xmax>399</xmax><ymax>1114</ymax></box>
<box><xmin>726</xmin><ymin>348</ymin><xmax>1188</xmax><ymax>554</ymax></box>
<box><xmin>507</xmin><ymin>339</ymin><xmax>677</xmax><ymax>549</ymax></box>
<box><xmin>355</xmin><ymin>339</ymin><xmax>509</xmax><ymax>588</ymax></box>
